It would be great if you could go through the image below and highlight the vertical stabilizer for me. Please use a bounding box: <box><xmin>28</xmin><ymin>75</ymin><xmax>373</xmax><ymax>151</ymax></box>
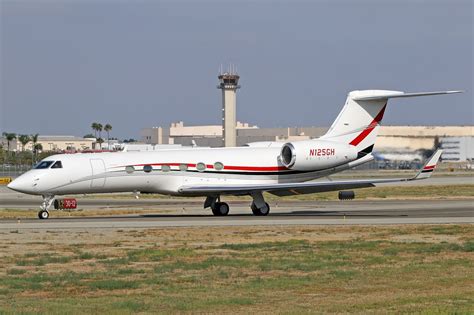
<box><xmin>320</xmin><ymin>89</ymin><xmax>462</xmax><ymax>153</ymax></box>
<box><xmin>320</xmin><ymin>90</ymin><xmax>394</xmax><ymax>152</ymax></box>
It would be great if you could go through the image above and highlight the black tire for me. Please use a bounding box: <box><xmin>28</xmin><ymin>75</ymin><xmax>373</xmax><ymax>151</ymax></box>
<box><xmin>251</xmin><ymin>202</ymin><xmax>270</xmax><ymax>216</ymax></box>
<box><xmin>251</xmin><ymin>202</ymin><xmax>259</xmax><ymax>215</ymax></box>
<box><xmin>212</xmin><ymin>202</ymin><xmax>229</xmax><ymax>216</ymax></box>
<box><xmin>38</xmin><ymin>210</ymin><xmax>49</xmax><ymax>220</ymax></box>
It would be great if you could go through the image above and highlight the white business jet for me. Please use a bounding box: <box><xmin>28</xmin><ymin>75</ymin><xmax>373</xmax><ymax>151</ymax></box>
<box><xmin>8</xmin><ymin>90</ymin><xmax>461</xmax><ymax>219</ymax></box>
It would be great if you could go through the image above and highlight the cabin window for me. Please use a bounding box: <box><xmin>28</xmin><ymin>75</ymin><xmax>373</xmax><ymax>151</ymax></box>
<box><xmin>51</xmin><ymin>161</ymin><xmax>63</xmax><ymax>169</ymax></box>
<box><xmin>143</xmin><ymin>165</ymin><xmax>152</xmax><ymax>173</ymax></box>
<box><xmin>161</xmin><ymin>165</ymin><xmax>171</xmax><ymax>172</ymax></box>
<box><xmin>125</xmin><ymin>166</ymin><xmax>135</xmax><ymax>174</ymax></box>
<box><xmin>34</xmin><ymin>161</ymin><xmax>54</xmax><ymax>169</ymax></box>
<box><xmin>196</xmin><ymin>162</ymin><xmax>206</xmax><ymax>172</ymax></box>
<box><xmin>179</xmin><ymin>164</ymin><xmax>188</xmax><ymax>171</ymax></box>
<box><xmin>214</xmin><ymin>162</ymin><xmax>224</xmax><ymax>171</ymax></box>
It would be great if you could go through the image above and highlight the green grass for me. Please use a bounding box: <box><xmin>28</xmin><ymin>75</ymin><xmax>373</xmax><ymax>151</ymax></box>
<box><xmin>110</xmin><ymin>300</ymin><xmax>149</xmax><ymax>312</ymax></box>
<box><xmin>116</xmin><ymin>268</ymin><xmax>146</xmax><ymax>275</ymax></box>
<box><xmin>0</xmin><ymin>225</ymin><xmax>473</xmax><ymax>313</ymax></box>
<box><xmin>87</xmin><ymin>279</ymin><xmax>140</xmax><ymax>291</ymax></box>
<box><xmin>15</xmin><ymin>254</ymin><xmax>72</xmax><ymax>266</ymax></box>
<box><xmin>76</xmin><ymin>252</ymin><xmax>101</xmax><ymax>260</ymax></box>
<box><xmin>6</xmin><ymin>268</ymin><xmax>26</xmax><ymax>275</ymax></box>
<box><xmin>126</xmin><ymin>247</ymin><xmax>195</xmax><ymax>262</ymax></box>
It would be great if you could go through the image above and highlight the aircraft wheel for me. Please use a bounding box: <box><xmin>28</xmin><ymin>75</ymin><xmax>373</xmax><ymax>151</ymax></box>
<box><xmin>251</xmin><ymin>202</ymin><xmax>270</xmax><ymax>216</ymax></box>
<box><xmin>212</xmin><ymin>202</ymin><xmax>229</xmax><ymax>216</ymax></box>
<box><xmin>38</xmin><ymin>210</ymin><xmax>49</xmax><ymax>220</ymax></box>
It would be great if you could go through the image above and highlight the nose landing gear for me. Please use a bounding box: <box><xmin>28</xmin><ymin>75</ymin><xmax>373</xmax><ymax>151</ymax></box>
<box><xmin>38</xmin><ymin>210</ymin><xmax>49</xmax><ymax>219</ymax></box>
<box><xmin>38</xmin><ymin>195</ymin><xmax>55</xmax><ymax>220</ymax></box>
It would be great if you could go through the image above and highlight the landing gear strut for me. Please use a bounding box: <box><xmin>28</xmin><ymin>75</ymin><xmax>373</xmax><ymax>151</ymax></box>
<box><xmin>250</xmin><ymin>192</ymin><xmax>270</xmax><ymax>216</ymax></box>
<box><xmin>38</xmin><ymin>195</ymin><xmax>55</xmax><ymax>220</ymax></box>
<box><xmin>204</xmin><ymin>196</ymin><xmax>229</xmax><ymax>216</ymax></box>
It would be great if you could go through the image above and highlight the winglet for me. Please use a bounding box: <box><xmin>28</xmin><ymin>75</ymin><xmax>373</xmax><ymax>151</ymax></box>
<box><xmin>412</xmin><ymin>149</ymin><xmax>443</xmax><ymax>180</ymax></box>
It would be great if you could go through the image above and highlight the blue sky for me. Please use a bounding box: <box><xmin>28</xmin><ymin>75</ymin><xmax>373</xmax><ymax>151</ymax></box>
<box><xmin>1</xmin><ymin>0</ymin><xmax>472</xmax><ymax>139</ymax></box>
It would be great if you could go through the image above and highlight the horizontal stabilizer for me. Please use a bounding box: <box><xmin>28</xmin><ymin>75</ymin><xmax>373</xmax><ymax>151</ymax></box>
<box><xmin>352</xmin><ymin>90</ymin><xmax>463</xmax><ymax>101</ymax></box>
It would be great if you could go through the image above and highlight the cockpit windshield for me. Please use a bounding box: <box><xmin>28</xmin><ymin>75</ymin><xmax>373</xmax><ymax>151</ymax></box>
<box><xmin>51</xmin><ymin>161</ymin><xmax>63</xmax><ymax>169</ymax></box>
<box><xmin>34</xmin><ymin>161</ymin><xmax>54</xmax><ymax>169</ymax></box>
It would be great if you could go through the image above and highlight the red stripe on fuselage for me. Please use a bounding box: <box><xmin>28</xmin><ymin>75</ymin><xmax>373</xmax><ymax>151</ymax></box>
<box><xmin>224</xmin><ymin>165</ymin><xmax>287</xmax><ymax>171</ymax></box>
<box><xmin>116</xmin><ymin>163</ymin><xmax>288</xmax><ymax>172</ymax></box>
<box><xmin>349</xmin><ymin>104</ymin><xmax>387</xmax><ymax>146</ymax></box>
<box><xmin>423</xmin><ymin>165</ymin><xmax>436</xmax><ymax>170</ymax></box>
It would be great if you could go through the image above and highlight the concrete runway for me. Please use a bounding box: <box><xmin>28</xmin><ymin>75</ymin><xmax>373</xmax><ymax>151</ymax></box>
<box><xmin>0</xmin><ymin>199</ymin><xmax>472</xmax><ymax>230</ymax></box>
<box><xmin>0</xmin><ymin>177</ymin><xmax>472</xmax><ymax>230</ymax></box>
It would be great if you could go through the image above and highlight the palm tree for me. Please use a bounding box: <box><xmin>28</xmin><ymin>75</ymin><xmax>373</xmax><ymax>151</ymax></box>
<box><xmin>18</xmin><ymin>134</ymin><xmax>31</xmax><ymax>151</ymax></box>
<box><xmin>96</xmin><ymin>123</ymin><xmax>103</xmax><ymax>150</ymax></box>
<box><xmin>96</xmin><ymin>137</ymin><xmax>104</xmax><ymax>149</ymax></box>
<box><xmin>96</xmin><ymin>123</ymin><xmax>103</xmax><ymax>140</ymax></box>
<box><xmin>30</xmin><ymin>133</ymin><xmax>39</xmax><ymax>162</ymax></box>
<box><xmin>91</xmin><ymin>122</ymin><xmax>100</xmax><ymax>149</ymax></box>
<box><xmin>2</xmin><ymin>132</ymin><xmax>16</xmax><ymax>151</ymax></box>
<box><xmin>104</xmin><ymin>124</ymin><xmax>112</xmax><ymax>149</ymax></box>
<box><xmin>34</xmin><ymin>143</ymin><xmax>43</xmax><ymax>153</ymax></box>
<box><xmin>91</xmin><ymin>122</ymin><xmax>99</xmax><ymax>138</ymax></box>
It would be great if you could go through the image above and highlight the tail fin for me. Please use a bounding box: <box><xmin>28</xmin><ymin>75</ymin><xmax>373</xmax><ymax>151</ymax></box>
<box><xmin>320</xmin><ymin>90</ymin><xmax>462</xmax><ymax>153</ymax></box>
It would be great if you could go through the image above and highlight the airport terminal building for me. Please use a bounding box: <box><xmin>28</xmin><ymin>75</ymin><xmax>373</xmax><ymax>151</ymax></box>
<box><xmin>141</xmin><ymin>123</ymin><xmax>474</xmax><ymax>162</ymax></box>
<box><xmin>0</xmin><ymin>136</ymin><xmax>95</xmax><ymax>152</ymax></box>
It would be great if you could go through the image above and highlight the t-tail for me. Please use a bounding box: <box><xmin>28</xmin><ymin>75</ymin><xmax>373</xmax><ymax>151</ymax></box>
<box><xmin>320</xmin><ymin>90</ymin><xmax>463</xmax><ymax>156</ymax></box>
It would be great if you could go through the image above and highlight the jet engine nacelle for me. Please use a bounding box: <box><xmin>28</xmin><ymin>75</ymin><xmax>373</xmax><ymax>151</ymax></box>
<box><xmin>280</xmin><ymin>140</ymin><xmax>358</xmax><ymax>171</ymax></box>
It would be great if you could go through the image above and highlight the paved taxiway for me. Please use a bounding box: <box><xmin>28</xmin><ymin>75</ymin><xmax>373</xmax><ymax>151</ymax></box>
<box><xmin>0</xmin><ymin>199</ymin><xmax>472</xmax><ymax>230</ymax></box>
<box><xmin>0</xmin><ymin>177</ymin><xmax>472</xmax><ymax>229</ymax></box>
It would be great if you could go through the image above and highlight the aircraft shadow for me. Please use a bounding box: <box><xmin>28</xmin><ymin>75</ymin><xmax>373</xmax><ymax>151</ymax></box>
<box><xmin>140</xmin><ymin>211</ymin><xmax>408</xmax><ymax>218</ymax></box>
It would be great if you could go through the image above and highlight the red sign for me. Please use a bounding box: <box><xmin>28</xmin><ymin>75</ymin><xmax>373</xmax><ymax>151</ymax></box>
<box><xmin>54</xmin><ymin>199</ymin><xmax>77</xmax><ymax>210</ymax></box>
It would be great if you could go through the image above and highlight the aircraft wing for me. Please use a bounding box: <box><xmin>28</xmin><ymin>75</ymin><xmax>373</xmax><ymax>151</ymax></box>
<box><xmin>178</xmin><ymin>150</ymin><xmax>443</xmax><ymax>196</ymax></box>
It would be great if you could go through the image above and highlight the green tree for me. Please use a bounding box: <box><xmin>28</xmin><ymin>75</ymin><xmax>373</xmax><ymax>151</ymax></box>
<box><xmin>96</xmin><ymin>137</ymin><xmax>104</xmax><ymax>149</ymax></box>
<box><xmin>91</xmin><ymin>122</ymin><xmax>99</xmax><ymax>138</ymax></box>
<box><xmin>96</xmin><ymin>123</ymin><xmax>103</xmax><ymax>141</ymax></box>
<box><xmin>30</xmin><ymin>133</ymin><xmax>39</xmax><ymax>157</ymax></box>
<box><xmin>2</xmin><ymin>132</ymin><xmax>16</xmax><ymax>151</ymax></box>
<box><xmin>34</xmin><ymin>143</ymin><xmax>43</xmax><ymax>153</ymax></box>
<box><xmin>91</xmin><ymin>122</ymin><xmax>101</xmax><ymax>149</ymax></box>
<box><xmin>104</xmin><ymin>124</ymin><xmax>112</xmax><ymax>149</ymax></box>
<box><xmin>18</xmin><ymin>134</ymin><xmax>31</xmax><ymax>151</ymax></box>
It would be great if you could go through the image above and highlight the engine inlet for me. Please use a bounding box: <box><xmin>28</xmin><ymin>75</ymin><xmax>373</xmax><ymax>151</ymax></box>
<box><xmin>280</xmin><ymin>143</ymin><xmax>296</xmax><ymax>168</ymax></box>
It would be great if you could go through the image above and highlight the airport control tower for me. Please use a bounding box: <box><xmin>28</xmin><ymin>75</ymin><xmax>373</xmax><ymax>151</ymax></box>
<box><xmin>218</xmin><ymin>67</ymin><xmax>240</xmax><ymax>147</ymax></box>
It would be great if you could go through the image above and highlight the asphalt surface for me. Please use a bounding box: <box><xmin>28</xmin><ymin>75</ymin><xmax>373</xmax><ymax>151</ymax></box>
<box><xmin>0</xmin><ymin>176</ymin><xmax>472</xmax><ymax>229</ymax></box>
<box><xmin>0</xmin><ymin>199</ymin><xmax>472</xmax><ymax>230</ymax></box>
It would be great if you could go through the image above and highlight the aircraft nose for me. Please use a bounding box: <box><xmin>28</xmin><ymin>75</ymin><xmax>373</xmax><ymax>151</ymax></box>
<box><xmin>7</xmin><ymin>178</ymin><xmax>21</xmax><ymax>191</ymax></box>
<box><xmin>7</xmin><ymin>175</ymin><xmax>35</xmax><ymax>194</ymax></box>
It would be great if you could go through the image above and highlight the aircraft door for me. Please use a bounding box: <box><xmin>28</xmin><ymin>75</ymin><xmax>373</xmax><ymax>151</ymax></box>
<box><xmin>90</xmin><ymin>159</ymin><xmax>106</xmax><ymax>188</ymax></box>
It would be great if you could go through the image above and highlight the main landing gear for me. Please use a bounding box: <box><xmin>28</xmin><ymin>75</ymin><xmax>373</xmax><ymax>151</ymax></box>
<box><xmin>204</xmin><ymin>192</ymin><xmax>271</xmax><ymax>216</ymax></box>
<box><xmin>204</xmin><ymin>196</ymin><xmax>229</xmax><ymax>216</ymax></box>
<box><xmin>250</xmin><ymin>192</ymin><xmax>270</xmax><ymax>216</ymax></box>
<box><xmin>38</xmin><ymin>195</ymin><xmax>55</xmax><ymax>220</ymax></box>
<box><xmin>212</xmin><ymin>202</ymin><xmax>230</xmax><ymax>216</ymax></box>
